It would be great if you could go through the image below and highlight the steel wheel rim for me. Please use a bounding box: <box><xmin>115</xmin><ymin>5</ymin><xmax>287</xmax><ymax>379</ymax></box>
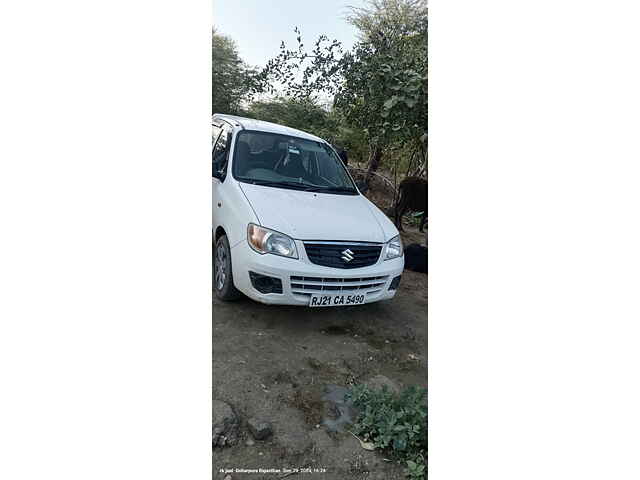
<box><xmin>215</xmin><ymin>243</ymin><xmax>227</xmax><ymax>291</ymax></box>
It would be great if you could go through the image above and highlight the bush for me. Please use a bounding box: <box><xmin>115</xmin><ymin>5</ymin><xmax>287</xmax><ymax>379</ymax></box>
<box><xmin>348</xmin><ymin>384</ymin><xmax>427</xmax><ymax>479</ymax></box>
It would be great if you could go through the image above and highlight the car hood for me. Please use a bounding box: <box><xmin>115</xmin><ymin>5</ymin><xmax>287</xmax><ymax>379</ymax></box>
<box><xmin>239</xmin><ymin>183</ymin><xmax>396</xmax><ymax>242</ymax></box>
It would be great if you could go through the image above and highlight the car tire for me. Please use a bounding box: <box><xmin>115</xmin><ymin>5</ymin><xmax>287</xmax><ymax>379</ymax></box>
<box><xmin>214</xmin><ymin>234</ymin><xmax>242</xmax><ymax>301</ymax></box>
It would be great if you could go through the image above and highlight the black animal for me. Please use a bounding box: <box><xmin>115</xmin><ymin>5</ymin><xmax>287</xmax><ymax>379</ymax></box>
<box><xmin>404</xmin><ymin>243</ymin><xmax>427</xmax><ymax>274</ymax></box>
<box><xmin>395</xmin><ymin>177</ymin><xmax>427</xmax><ymax>232</ymax></box>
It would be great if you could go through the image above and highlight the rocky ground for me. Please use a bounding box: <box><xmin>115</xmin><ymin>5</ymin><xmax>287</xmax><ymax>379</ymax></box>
<box><xmin>213</xmin><ymin>228</ymin><xmax>427</xmax><ymax>480</ymax></box>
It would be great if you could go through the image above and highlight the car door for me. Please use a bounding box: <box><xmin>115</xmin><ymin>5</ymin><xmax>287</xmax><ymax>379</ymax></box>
<box><xmin>212</xmin><ymin>123</ymin><xmax>231</xmax><ymax>231</ymax></box>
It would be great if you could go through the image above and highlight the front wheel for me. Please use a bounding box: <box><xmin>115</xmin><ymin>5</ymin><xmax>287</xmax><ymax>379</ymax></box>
<box><xmin>214</xmin><ymin>234</ymin><xmax>242</xmax><ymax>301</ymax></box>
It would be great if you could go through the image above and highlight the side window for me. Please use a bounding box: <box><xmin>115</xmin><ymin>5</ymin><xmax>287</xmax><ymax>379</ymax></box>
<box><xmin>212</xmin><ymin>125</ymin><xmax>222</xmax><ymax>176</ymax></box>
<box><xmin>212</xmin><ymin>124</ymin><xmax>232</xmax><ymax>178</ymax></box>
<box><xmin>212</xmin><ymin>125</ymin><xmax>222</xmax><ymax>145</ymax></box>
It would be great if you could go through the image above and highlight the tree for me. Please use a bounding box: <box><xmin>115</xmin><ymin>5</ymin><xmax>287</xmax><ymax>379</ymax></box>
<box><xmin>244</xmin><ymin>97</ymin><xmax>334</xmax><ymax>135</ymax></box>
<box><xmin>339</xmin><ymin>0</ymin><xmax>427</xmax><ymax>179</ymax></box>
<box><xmin>346</xmin><ymin>0</ymin><xmax>427</xmax><ymax>43</ymax></box>
<box><xmin>212</xmin><ymin>28</ymin><xmax>258</xmax><ymax>115</ymax></box>
<box><xmin>252</xmin><ymin>0</ymin><xmax>427</xmax><ymax>181</ymax></box>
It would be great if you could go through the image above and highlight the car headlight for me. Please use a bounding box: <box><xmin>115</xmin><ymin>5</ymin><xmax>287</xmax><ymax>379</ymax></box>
<box><xmin>247</xmin><ymin>224</ymin><xmax>298</xmax><ymax>259</ymax></box>
<box><xmin>385</xmin><ymin>235</ymin><xmax>403</xmax><ymax>260</ymax></box>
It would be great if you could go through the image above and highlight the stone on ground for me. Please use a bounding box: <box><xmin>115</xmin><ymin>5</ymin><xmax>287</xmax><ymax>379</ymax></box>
<box><xmin>247</xmin><ymin>418</ymin><xmax>273</xmax><ymax>441</ymax></box>
<box><xmin>213</xmin><ymin>399</ymin><xmax>239</xmax><ymax>448</ymax></box>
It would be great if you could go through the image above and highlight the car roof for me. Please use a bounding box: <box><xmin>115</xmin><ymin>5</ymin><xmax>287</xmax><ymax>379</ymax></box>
<box><xmin>212</xmin><ymin>114</ymin><xmax>326</xmax><ymax>143</ymax></box>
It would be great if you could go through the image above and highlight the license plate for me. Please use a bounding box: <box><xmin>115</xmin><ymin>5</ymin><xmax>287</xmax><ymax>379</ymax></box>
<box><xmin>309</xmin><ymin>293</ymin><xmax>366</xmax><ymax>307</ymax></box>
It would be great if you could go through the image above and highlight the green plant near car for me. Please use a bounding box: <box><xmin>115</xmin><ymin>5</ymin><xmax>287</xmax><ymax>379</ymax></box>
<box><xmin>348</xmin><ymin>383</ymin><xmax>427</xmax><ymax>479</ymax></box>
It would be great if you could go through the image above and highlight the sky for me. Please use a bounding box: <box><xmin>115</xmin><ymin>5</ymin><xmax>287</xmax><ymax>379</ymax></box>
<box><xmin>213</xmin><ymin>0</ymin><xmax>366</xmax><ymax>69</ymax></box>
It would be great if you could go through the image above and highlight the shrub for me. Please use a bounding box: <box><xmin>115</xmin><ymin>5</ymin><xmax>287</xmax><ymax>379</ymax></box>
<box><xmin>348</xmin><ymin>384</ymin><xmax>427</xmax><ymax>479</ymax></box>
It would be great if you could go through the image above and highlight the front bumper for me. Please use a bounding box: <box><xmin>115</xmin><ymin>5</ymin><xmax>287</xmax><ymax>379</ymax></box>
<box><xmin>230</xmin><ymin>239</ymin><xmax>404</xmax><ymax>306</ymax></box>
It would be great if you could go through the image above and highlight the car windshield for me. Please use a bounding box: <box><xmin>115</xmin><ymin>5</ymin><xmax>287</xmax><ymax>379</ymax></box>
<box><xmin>232</xmin><ymin>130</ymin><xmax>358</xmax><ymax>195</ymax></box>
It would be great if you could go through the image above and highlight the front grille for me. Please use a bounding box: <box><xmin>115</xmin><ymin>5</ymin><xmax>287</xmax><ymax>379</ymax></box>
<box><xmin>290</xmin><ymin>275</ymin><xmax>389</xmax><ymax>296</ymax></box>
<box><xmin>303</xmin><ymin>242</ymin><xmax>382</xmax><ymax>269</ymax></box>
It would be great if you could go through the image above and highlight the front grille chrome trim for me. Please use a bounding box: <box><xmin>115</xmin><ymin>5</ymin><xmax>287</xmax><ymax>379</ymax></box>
<box><xmin>290</xmin><ymin>275</ymin><xmax>390</xmax><ymax>295</ymax></box>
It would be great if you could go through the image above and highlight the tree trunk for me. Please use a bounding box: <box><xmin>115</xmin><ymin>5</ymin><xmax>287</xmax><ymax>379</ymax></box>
<box><xmin>405</xmin><ymin>147</ymin><xmax>418</xmax><ymax>178</ymax></box>
<box><xmin>365</xmin><ymin>146</ymin><xmax>382</xmax><ymax>184</ymax></box>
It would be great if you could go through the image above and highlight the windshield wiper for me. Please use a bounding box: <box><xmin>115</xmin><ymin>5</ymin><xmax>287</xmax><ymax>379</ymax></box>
<box><xmin>317</xmin><ymin>186</ymin><xmax>358</xmax><ymax>194</ymax></box>
<box><xmin>244</xmin><ymin>179</ymin><xmax>357</xmax><ymax>194</ymax></box>
<box><xmin>246</xmin><ymin>179</ymin><xmax>322</xmax><ymax>191</ymax></box>
<box><xmin>276</xmin><ymin>183</ymin><xmax>357</xmax><ymax>194</ymax></box>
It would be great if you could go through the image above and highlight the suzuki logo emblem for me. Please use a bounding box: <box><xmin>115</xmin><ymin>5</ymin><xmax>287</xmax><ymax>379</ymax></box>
<box><xmin>341</xmin><ymin>249</ymin><xmax>355</xmax><ymax>263</ymax></box>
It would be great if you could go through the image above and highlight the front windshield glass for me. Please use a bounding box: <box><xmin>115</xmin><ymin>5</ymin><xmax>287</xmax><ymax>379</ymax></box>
<box><xmin>232</xmin><ymin>130</ymin><xmax>358</xmax><ymax>195</ymax></box>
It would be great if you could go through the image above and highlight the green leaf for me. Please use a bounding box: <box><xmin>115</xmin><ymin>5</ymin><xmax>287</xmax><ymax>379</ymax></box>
<box><xmin>383</xmin><ymin>97</ymin><xmax>397</xmax><ymax>109</ymax></box>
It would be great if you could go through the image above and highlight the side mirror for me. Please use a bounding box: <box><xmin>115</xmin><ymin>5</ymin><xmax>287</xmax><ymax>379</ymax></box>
<box><xmin>356</xmin><ymin>180</ymin><xmax>369</xmax><ymax>194</ymax></box>
<box><xmin>212</xmin><ymin>164</ymin><xmax>224</xmax><ymax>180</ymax></box>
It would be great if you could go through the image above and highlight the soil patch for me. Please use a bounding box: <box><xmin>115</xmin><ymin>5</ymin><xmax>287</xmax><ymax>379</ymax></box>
<box><xmin>213</xmin><ymin>235</ymin><xmax>427</xmax><ymax>479</ymax></box>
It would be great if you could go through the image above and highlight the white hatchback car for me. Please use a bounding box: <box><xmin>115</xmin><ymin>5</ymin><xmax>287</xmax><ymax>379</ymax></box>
<box><xmin>212</xmin><ymin>114</ymin><xmax>404</xmax><ymax>307</ymax></box>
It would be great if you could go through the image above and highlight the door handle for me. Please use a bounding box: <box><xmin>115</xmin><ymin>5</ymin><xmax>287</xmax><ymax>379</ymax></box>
<box><xmin>217</xmin><ymin>202</ymin><xmax>222</xmax><ymax>208</ymax></box>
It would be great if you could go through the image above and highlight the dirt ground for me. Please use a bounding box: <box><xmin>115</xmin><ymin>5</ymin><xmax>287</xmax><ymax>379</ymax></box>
<box><xmin>213</xmin><ymin>228</ymin><xmax>427</xmax><ymax>480</ymax></box>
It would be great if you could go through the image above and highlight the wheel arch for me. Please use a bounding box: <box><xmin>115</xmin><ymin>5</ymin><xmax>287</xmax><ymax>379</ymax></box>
<box><xmin>214</xmin><ymin>226</ymin><xmax>226</xmax><ymax>243</ymax></box>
